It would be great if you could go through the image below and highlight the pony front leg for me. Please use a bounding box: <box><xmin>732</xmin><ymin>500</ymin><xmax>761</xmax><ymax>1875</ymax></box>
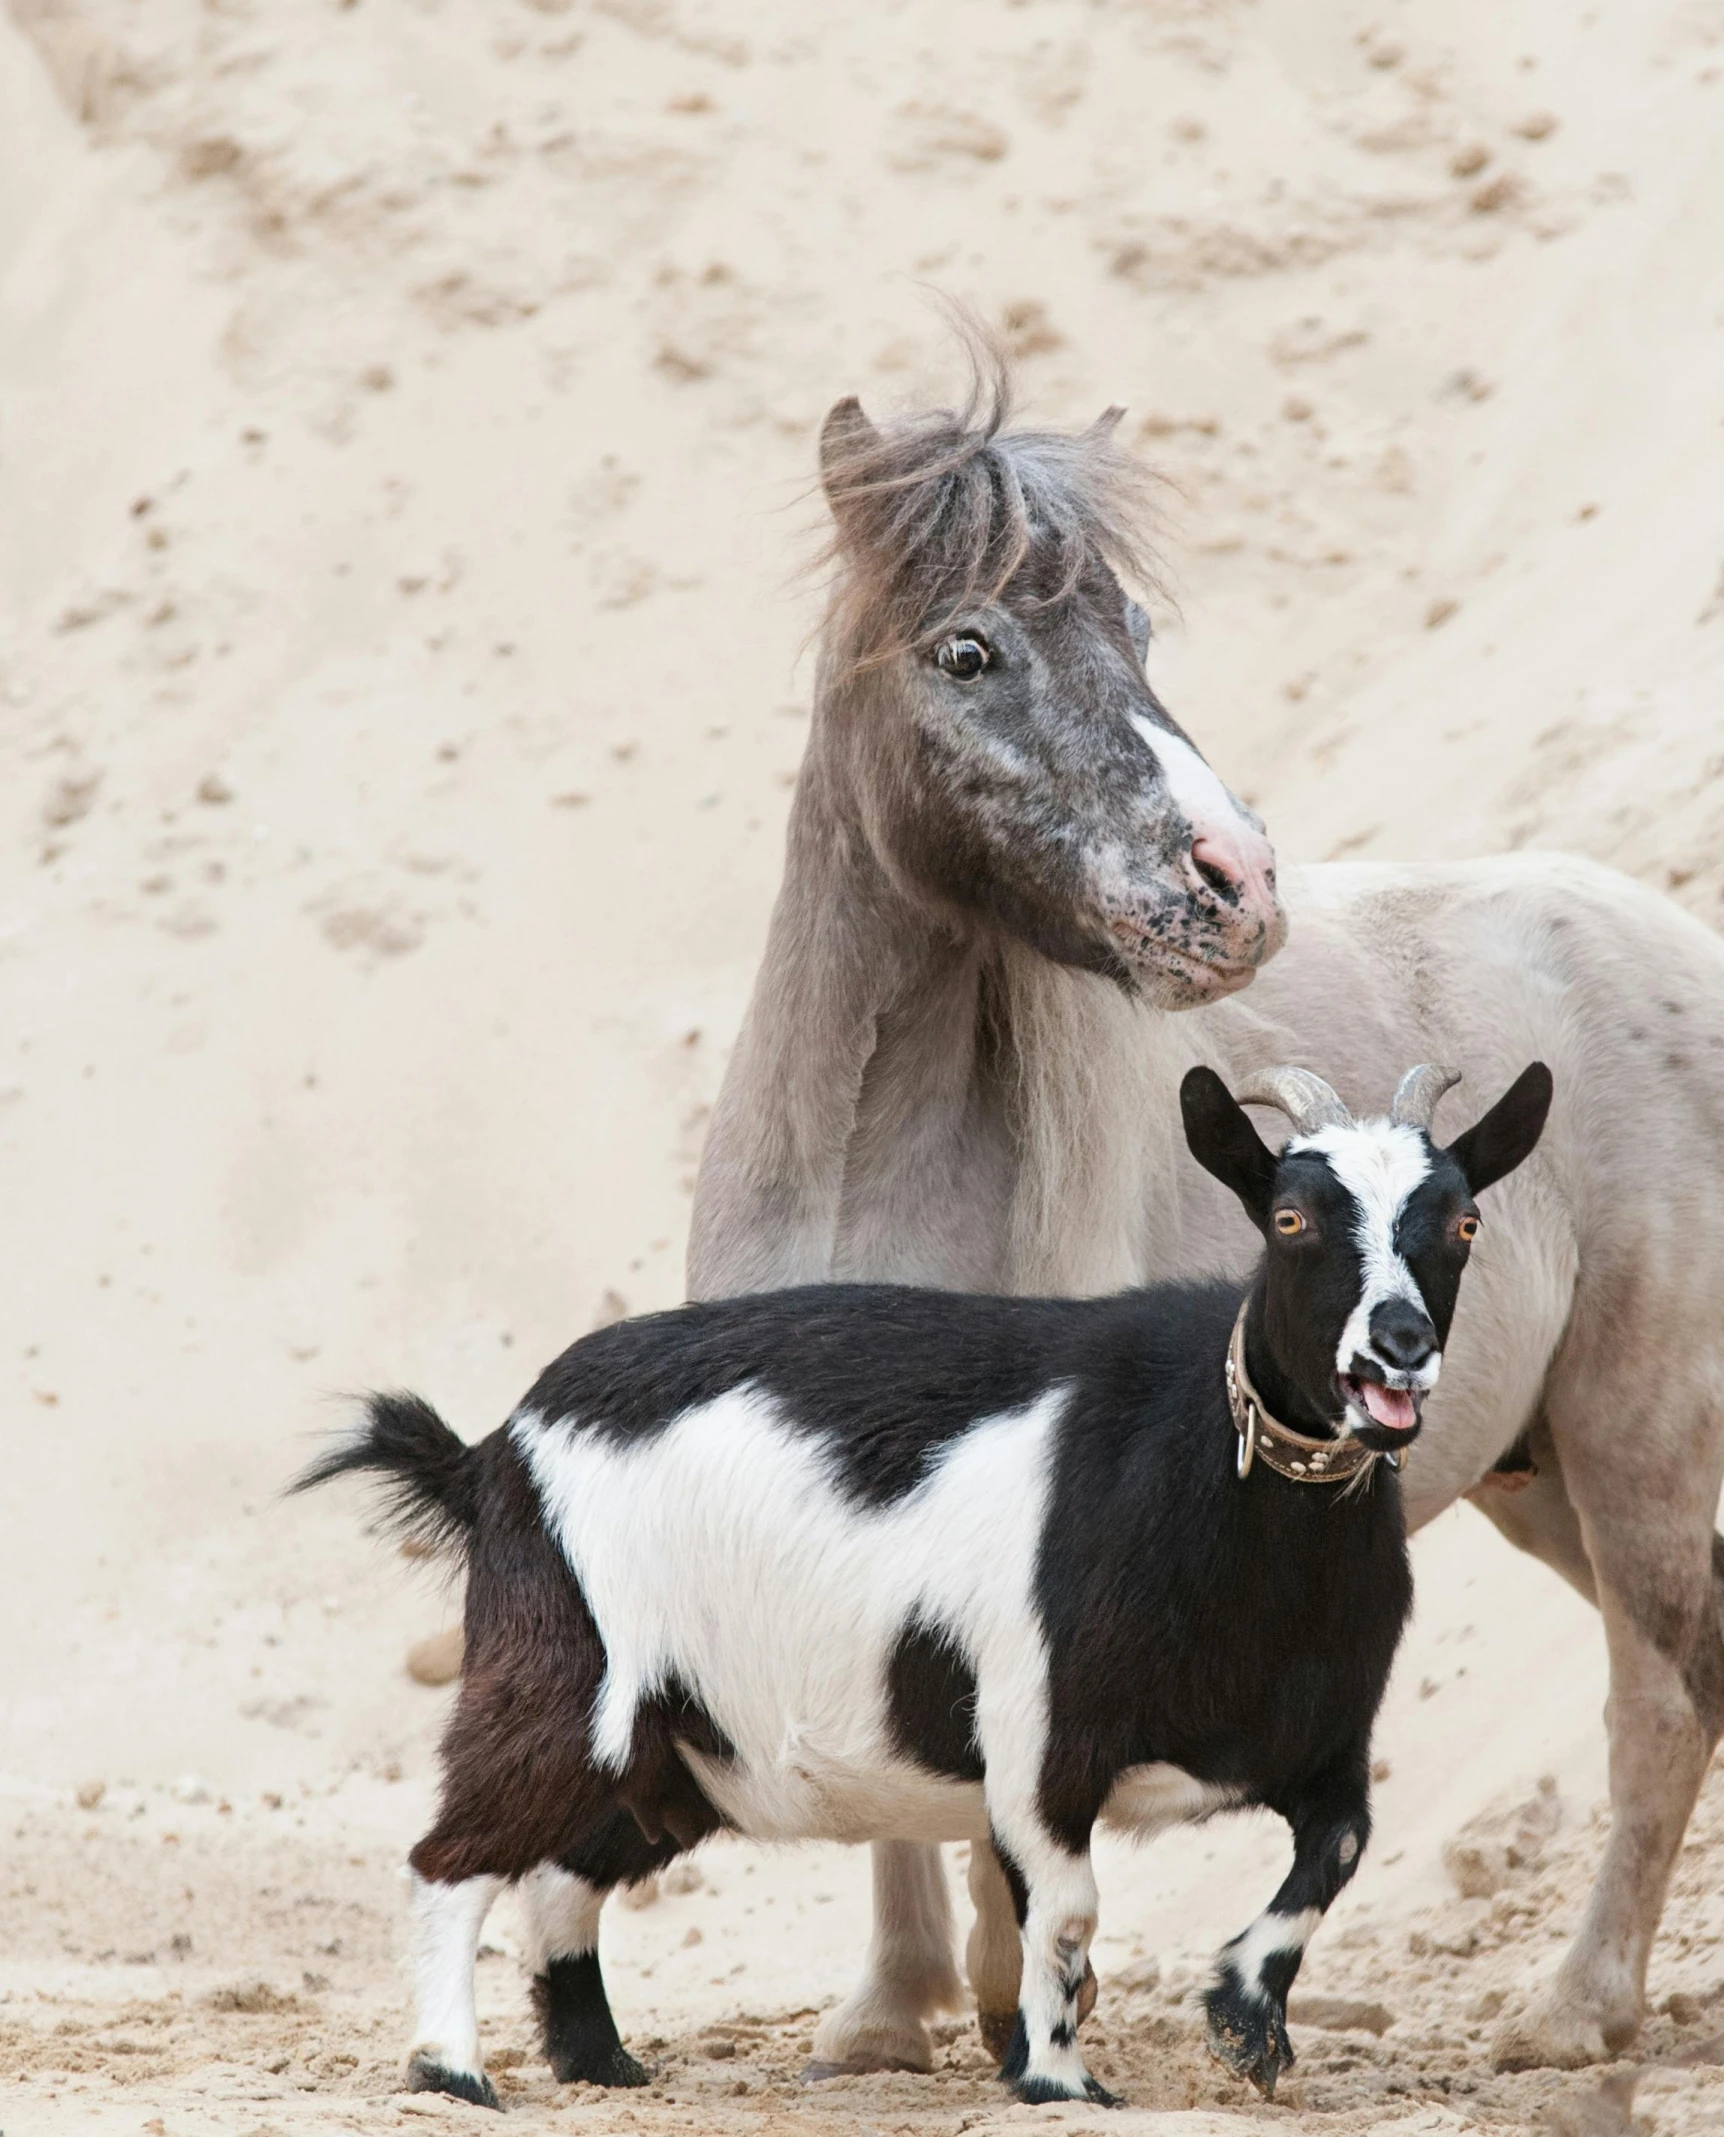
<box><xmin>405</xmin><ymin>1870</ymin><xmax>505</xmax><ymax>2108</ymax></box>
<box><xmin>806</xmin><ymin>1840</ymin><xmax>964</xmax><ymax>2076</ymax></box>
<box><xmin>1205</xmin><ymin>1771</ymin><xmax>1370</xmax><ymax>2098</ymax></box>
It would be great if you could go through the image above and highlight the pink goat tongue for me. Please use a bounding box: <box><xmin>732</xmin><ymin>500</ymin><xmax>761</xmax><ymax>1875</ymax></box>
<box><xmin>1361</xmin><ymin>1382</ymin><xmax>1417</xmax><ymax>1432</ymax></box>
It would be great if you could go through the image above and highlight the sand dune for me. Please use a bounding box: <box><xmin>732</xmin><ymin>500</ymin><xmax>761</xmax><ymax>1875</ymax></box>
<box><xmin>4</xmin><ymin>1</ymin><xmax>1724</xmax><ymax>2130</ymax></box>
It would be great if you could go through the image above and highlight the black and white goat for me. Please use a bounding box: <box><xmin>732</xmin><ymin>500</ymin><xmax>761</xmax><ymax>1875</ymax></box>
<box><xmin>299</xmin><ymin>1058</ymin><xmax>1551</xmax><ymax>2109</ymax></box>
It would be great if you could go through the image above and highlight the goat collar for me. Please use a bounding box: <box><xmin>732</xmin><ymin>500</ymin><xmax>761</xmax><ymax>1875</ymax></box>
<box><xmin>1225</xmin><ymin>1300</ymin><xmax>1395</xmax><ymax>1487</ymax></box>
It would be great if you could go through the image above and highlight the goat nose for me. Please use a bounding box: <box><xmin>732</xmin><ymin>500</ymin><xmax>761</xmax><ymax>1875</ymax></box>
<box><xmin>1367</xmin><ymin>1299</ymin><xmax>1438</xmax><ymax>1374</ymax></box>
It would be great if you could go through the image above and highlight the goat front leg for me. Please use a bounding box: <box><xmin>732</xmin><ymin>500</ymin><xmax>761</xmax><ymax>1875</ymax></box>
<box><xmin>405</xmin><ymin>1870</ymin><xmax>505</xmax><ymax>2109</ymax></box>
<box><xmin>967</xmin><ymin>1837</ymin><xmax>1097</xmax><ymax>2063</ymax></box>
<box><xmin>1205</xmin><ymin>1767</ymin><xmax>1370</xmax><ymax>2099</ymax></box>
<box><xmin>984</xmin><ymin>1804</ymin><xmax>1117</xmax><ymax>2107</ymax></box>
<box><xmin>805</xmin><ymin>1841</ymin><xmax>964</xmax><ymax>2076</ymax></box>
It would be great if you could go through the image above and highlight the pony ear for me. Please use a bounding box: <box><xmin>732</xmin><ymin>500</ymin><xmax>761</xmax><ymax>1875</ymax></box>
<box><xmin>1124</xmin><ymin>597</ymin><xmax>1152</xmax><ymax>667</ymax></box>
<box><xmin>1180</xmin><ymin>1066</ymin><xmax>1278</xmax><ymax>1227</ymax></box>
<box><xmin>1444</xmin><ymin>1062</ymin><xmax>1553</xmax><ymax>1195</ymax></box>
<box><xmin>819</xmin><ymin>396</ymin><xmax>882</xmax><ymax>517</ymax></box>
<box><xmin>1088</xmin><ymin>403</ymin><xmax>1126</xmax><ymax>438</ymax></box>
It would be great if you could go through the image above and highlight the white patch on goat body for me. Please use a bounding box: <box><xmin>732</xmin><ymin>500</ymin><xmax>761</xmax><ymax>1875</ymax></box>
<box><xmin>1289</xmin><ymin>1120</ymin><xmax>1438</xmax><ymax>1390</ymax></box>
<box><xmin>512</xmin><ymin>1384</ymin><xmax>1069</xmax><ymax>1844</ymax></box>
<box><xmin>1130</xmin><ymin>714</ymin><xmax>1253</xmax><ymax>837</ymax></box>
<box><xmin>1224</xmin><ymin>1905</ymin><xmax>1322</xmax><ymax>2004</ymax></box>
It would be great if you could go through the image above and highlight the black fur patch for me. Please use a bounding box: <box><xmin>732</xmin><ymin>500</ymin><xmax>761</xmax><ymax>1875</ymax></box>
<box><xmin>885</xmin><ymin>1621</ymin><xmax>983</xmax><ymax>1781</ymax></box>
<box><xmin>517</xmin><ymin>1284</ymin><xmax>1100</xmax><ymax>1507</ymax></box>
<box><xmin>534</xmin><ymin>1953</ymin><xmax>650</xmax><ymax>2088</ymax></box>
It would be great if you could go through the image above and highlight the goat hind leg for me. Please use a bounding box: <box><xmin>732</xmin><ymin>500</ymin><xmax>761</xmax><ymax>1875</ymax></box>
<box><xmin>405</xmin><ymin>1870</ymin><xmax>505</xmax><ymax>2109</ymax></box>
<box><xmin>519</xmin><ymin>1862</ymin><xmax>649</xmax><ymax>2087</ymax></box>
<box><xmin>805</xmin><ymin>1841</ymin><xmax>964</xmax><ymax>2077</ymax></box>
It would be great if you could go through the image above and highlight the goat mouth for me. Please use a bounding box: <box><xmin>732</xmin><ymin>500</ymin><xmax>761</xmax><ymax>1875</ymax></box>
<box><xmin>1339</xmin><ymin>1372</ymin><xmax>1423</xmax><ymax>1447</ymax></box>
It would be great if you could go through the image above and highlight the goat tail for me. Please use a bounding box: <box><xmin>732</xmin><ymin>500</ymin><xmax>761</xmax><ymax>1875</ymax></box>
<box><xmin>292</xmin><ymin>1391</ymin><xmax>479</xmax><ymax>1560</ymax></box>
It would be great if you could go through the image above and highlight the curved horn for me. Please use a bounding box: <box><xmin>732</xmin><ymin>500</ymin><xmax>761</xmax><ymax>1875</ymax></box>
<box><xmin>1389</xmin><ymin>1063</ymin><xmax>1462</xmax><ymax>1133</ymax></box>
<box><xmin>1234</xmin><ymin>1065</ymin><xmax>1353</xmax><ymax>1135</ymax></box>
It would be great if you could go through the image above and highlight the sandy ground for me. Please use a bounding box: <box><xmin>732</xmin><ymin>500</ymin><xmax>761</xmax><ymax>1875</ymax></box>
<box><xmin>4</xmin><ymin>1</ymin><xmax>1724</xmax><ymax>2132</ymax></box>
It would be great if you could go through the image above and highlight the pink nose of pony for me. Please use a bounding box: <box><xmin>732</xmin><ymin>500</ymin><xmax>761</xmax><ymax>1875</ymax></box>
<box><xmin>1190</xmin><ymin>823</ymin><xmax>1287</xmax><ymax>961</ymax></box>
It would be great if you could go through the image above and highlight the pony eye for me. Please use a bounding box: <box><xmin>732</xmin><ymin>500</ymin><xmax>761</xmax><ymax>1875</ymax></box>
<box><xmin>935</xmin><ymin>635</ymin><xmax>991</xmax><ymax>681</ymax></box>
<box><xmin>1273</xmin><ymin>1209</ymin><xmax>1305</xmax><ymax>1237</ymax></box>
<box><xmin>1455</xmin><ymin>1214</ymin><xmax>1480</xmax><ymax>1243</ymax></box>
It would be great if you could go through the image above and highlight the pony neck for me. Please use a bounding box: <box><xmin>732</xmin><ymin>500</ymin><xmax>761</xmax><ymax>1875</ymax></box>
<box><xmin>687</xmin><ymin>726</ymin><xmax>1200</xmax><ymax>1301</ymax></box>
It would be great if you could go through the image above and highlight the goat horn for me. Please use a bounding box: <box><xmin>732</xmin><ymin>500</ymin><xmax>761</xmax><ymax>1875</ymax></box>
<box><xmin>1233</xmin><ymin>1065</ymin><xmax>1353</xmax><ymax>1135</ymax></box>
<box><xmin>1389</xmin><ymin>1063</ymin><xmax>1462</xmax><ymax>1132</ymax></box>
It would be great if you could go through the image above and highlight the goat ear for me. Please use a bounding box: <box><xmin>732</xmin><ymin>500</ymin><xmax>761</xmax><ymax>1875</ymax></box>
<box><xmin>1180</xmin><ymin>1065</ymin><xmax>1278</xmax><ymax>1226</ymax></box>
<box><xmin>1444</xmin><ymin>1062</ymin><xmax>1553</xmax><ymax>1195</ymax></box>
<box><xmin>1124</xmin><ymin>597</ymin><xmax>1152</xmax><ymax>667</ymax></box>
<box><xmin>819</xmin><ymin>396</ymin><xmax>882</xmax><ymax>518</ymax></box>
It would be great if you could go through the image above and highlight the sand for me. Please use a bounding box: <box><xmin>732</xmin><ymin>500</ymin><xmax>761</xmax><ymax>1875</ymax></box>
<box><xmin>3</xmin><ymin>1</ymin><xmax>1724</xmax><ymax>2131</ymax></box>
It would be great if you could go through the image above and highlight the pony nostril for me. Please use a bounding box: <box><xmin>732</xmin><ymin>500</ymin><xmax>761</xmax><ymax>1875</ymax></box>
<box><xmin>1191</xmin><ymin>837</ymin><xmax>1241</xmax><ymax>902</ymax></box>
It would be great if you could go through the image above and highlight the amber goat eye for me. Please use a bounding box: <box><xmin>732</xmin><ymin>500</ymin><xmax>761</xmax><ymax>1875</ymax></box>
<box><xmin>1273</xmin><ymin>1209</ymin><xmax>1305</xmax><ymax>1237</ymax></box>
<box><xmin>1456</xmin><ymin>1215</ymin><xmax>1480</xmax><ymax>1243</ymax></box>
<box><xmin>935</xmin><ymin>635</ymin><xmax>990</xmax><ymax>680</ymax></box>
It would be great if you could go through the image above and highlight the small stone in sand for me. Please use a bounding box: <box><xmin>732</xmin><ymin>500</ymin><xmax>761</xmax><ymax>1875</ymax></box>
<box><xmin>405</xmin><ymin>1627</ymin><xmax>464</xmax><ymax>1686</ymax></box>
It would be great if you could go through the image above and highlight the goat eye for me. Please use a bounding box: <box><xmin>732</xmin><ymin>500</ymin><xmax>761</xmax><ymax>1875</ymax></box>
<box><xmin>1273</xmin><ymin>1209</ymin><xmax>1305</xmax><ymax>1237</ymax></box>
<box><xmin>1455</xmin><ymin>1214</ymin><xmax>1480</xmax><ymax>1243</ymax></box>
<box><xmin>934</xmin><ymin>635</ymin><xmax>991</xmax><ymax>681</ymax></box>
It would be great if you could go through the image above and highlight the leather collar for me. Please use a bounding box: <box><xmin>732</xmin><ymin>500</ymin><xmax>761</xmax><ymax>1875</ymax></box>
<box><xmin>1225</xmin><ymin>1300</ymin><xmax>1397</xmax><ymax>1487</ymax></box>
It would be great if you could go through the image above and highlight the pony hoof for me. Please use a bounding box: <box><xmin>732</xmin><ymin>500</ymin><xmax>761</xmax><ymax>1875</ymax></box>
<box><xmin>977</xmin><ymin>2009</ymin><xmax>1018</xmax><ymax>2063</ymax></box>
<box><xmin>1076</xmin><ymin>1959</ymin><xmax>1098</xmax><ymax>2028</ymax></box>
<box><xmin>800</xmin><ymin>2047</ymin><xmax>927</xmax><ymax>2081</ymax></box>
<box><xmin>1492</xmin><ymin>2000</ymin><xmax>1625</xmax><ymax>2072</ymax></box>
<box><xmin>805</xmin><ymin>2008</ymin><xmax>934</xmax><ymax>2076</ymax></box>
<box><xmin>405</xmin><ymin>2051</ymin><xmax>500</xmax><ymax>2109</ymax></box>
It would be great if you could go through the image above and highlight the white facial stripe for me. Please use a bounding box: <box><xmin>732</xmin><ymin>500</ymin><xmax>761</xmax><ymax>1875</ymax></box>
<box><xmin>1129</xmin><ymin>714</ymin><xmax>1252</xmax><ymax>836</ymax></box>
<box><xmin>1288</xmin><ymin>1121</ymin><xmax>1437</xmax><ymax>1387</ymax></box>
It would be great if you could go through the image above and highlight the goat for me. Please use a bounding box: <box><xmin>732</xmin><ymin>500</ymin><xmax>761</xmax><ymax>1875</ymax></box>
<box><xmin>297</xmin><ymin>1058</ymin><xmax>1551</xmax><ymax>2109</ymax></box>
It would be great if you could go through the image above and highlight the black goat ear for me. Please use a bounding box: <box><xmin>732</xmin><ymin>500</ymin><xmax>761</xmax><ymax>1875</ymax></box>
<box><xmin>1124</xmin><ymin>597</ymin><xmax>1152</xmax><ymax>667</ymax></box>
<box><xmin>1180</xmin><ymin>1066</ymin><xmax>1278</xmax><ymax>1226</ymax></box>
<box><xmin>1445</xmin><ymin>1062</ymin><xmax>1553</xmax><ymax>1195</ymax></box>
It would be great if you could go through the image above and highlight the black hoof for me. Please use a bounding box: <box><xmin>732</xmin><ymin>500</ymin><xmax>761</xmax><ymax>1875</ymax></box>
<box><xmin>1011</xmin><ymin>2070</ymin><xmax>1123</xmax><ymax>2107</ymax></box>
<box><xmin>1203</xmin><ymin>1984</ymin><xmax>1294</xmax><ymax>2099</ymax></box>
<box><xmin>550</xmin><ymin>2042</ymin><xmax>650</xmax><ymax>2088</ymax></box>
<box><xmin>536</xmin><ymin>1953</ymin><xmax>651</xmax><ymax>2087</ymax></box>
<box><xmin>406</xmin><ymin>2051</ymin><xmax>501</xmax><ymax>2109</ymax></box>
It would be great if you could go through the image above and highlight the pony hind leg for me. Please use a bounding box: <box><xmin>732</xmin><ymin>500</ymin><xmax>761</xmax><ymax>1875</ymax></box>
<box><xmin>1492</xmin><ymin>1372</ymin><xmax>1724</xmax><ymax>2070</ymax></box>
<box><xmin>804</xmin><ymin>1840</ymin><xmax>965</xmax><ymax>2077</ymax></box>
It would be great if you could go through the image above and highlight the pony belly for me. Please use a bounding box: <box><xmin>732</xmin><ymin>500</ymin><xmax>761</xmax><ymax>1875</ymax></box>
<box><xmin>681</xmin><ymin>1741</ymin><xmax>987</xmax><ymax>1845</ymax></box>
<box><xmin>1099</xmin><ymin>1761</ymin><xmax>1241</xmax><ymax>1837</ymax></box>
